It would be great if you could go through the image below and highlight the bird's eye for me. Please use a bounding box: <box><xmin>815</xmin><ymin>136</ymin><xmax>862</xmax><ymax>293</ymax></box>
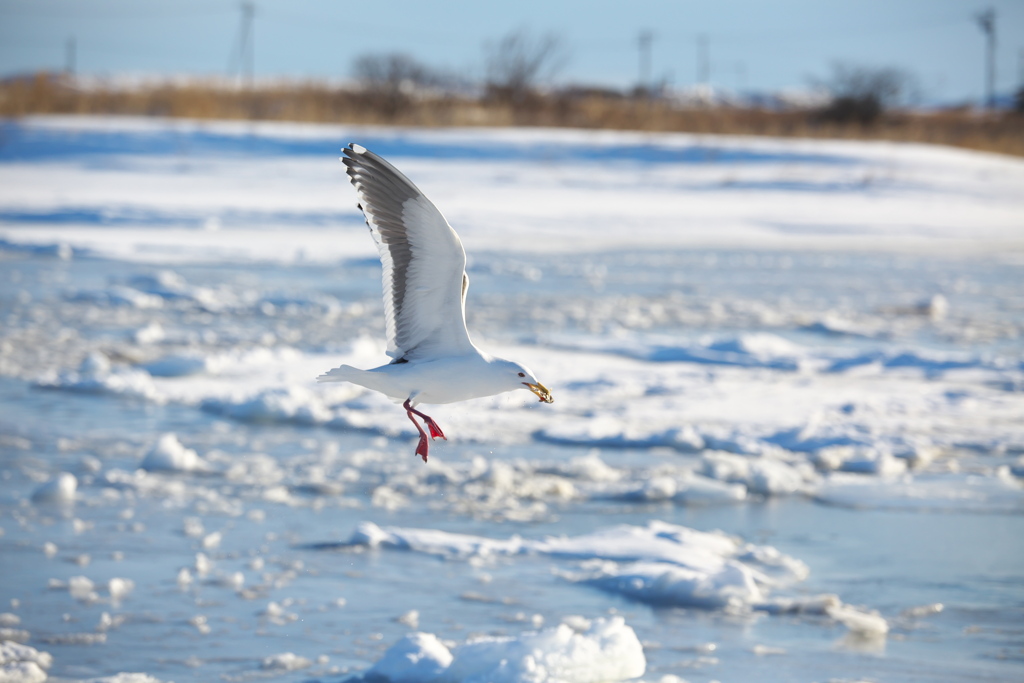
<box><xmin>518</xmin><ymin>372</ymin><xmax>525</xmax><ymax>378</ymax></box>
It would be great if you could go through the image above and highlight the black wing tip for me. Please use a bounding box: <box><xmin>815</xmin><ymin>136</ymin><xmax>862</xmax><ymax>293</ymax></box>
<box><xmin>342</xmin><ymin>143</ymin><xmax>372</xmax><ymax>161</ymax></box>
<box><xmin>340</xmin><ymin>144</ymin><xmax>421</xmax><ymax>202</ymax></box>
<box><xmin>342</xmin><ymin>143</ymin><xmax>380</xmax><ymax>176</ymax></box>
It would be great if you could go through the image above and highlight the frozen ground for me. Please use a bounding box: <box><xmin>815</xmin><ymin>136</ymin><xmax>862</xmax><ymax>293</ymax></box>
<box><xmin>0</xmin><ymin>116</ymin><xmax>1023</xmax><ymax>682</ymax></box>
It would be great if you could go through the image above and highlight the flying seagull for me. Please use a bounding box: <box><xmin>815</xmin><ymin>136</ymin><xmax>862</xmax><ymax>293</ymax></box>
<box><xmin>318</xmin><ymin>144</ymin><xmax>553</xmax><ymax>462</ymax></box>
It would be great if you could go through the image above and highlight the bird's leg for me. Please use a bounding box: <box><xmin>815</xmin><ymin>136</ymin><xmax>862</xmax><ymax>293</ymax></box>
<box><xmin>404</xmin><ymin>406</ymin><xmax>431</xmax><ymax>463</ymax></box>
<box><xmin>403</xmin><ymin>399</ymin><xmax>447</xmax><ymax>441</ymax></box>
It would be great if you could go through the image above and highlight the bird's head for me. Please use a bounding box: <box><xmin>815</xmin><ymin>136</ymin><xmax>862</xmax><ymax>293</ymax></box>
<box><xmin>496</xmin><ymin>359</ymin><xmax>553</xmax><ymax>404</ymax></box>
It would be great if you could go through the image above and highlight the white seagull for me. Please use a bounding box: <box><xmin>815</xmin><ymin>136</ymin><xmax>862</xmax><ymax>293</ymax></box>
<box><xmin>318</xmin><ymin>144</ymin><xmax>553</xmax><ymax>462</ymax></box>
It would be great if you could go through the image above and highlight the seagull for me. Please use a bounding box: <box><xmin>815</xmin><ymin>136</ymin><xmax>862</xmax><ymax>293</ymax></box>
<box><xmin>318</xmin><ymin>144</ymin><xmax>553</xmax><ymax>462</ymax></box>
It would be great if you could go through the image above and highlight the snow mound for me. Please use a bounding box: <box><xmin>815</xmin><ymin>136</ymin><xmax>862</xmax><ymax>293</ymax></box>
<box><xmin>365</xmin><ymin>632</ymin><xmax>453</xmax><ymax>682</ymax></box>
<box><xmin>571</xmin><ymin>560</ymin><xmax>764</xmax><ymax>610</ymax></box>
<box><xmin>140</xmin><ymin>433</ymin><xmax>209</xmax><ymax>472</ymax></box>
<box><xmin>127</xmin><ymin>270</ymin><xmax>231</xmax><ymax>310</ymax></box>
<box><xmin>201</xmin><ymin>386</ymin><xmax>334</xmax><ymax>424</ymax></box>
<box><xmin>70</xmin><ymin>285</ymin><xmax>165</xmax><ymax>309</ymax></box>
<box><xmin>260</xmin><ymin>652</ymin><xmax>312</xmax><ymax>671</ymax></box>
<box><xmin>816</xmin><ymin>471</ymin><xmax>1024</xmax><ymax>513</ymax></box>
<box><xmin>0</xmin><ymin>641</ymin><xmax>52</xmax><ymax>683</ymax></box>
<box><xmin>591</xmin><ymin>471</ymin><xmax>747</xmax><ymax>504</ymax></box>
<box><xmin>79</xmin><ymin>675</ymin><xmax>169</xmax><ymax>683</ymax></box>
<box><xmin>551</xmin><ymin>333</ymin><xmax>807</xmax><ymax>370</ymax></box>
<box><xmin>367</xmin><ymin>617</ymin><xmax>644</xmax><ymax>683</ymax></box>
<box><xmin>31</xmin><ymin>472</ymin><xmax>77</xmax><ymax>503</ymax></box>
<box><xmin>538</xmin><ymin>421</ymin><xmax>705</xmax><ymax>453</ymax></box>
<box><xmin>36</xmin><ymin>352</ymin><xmax>161</xmax><ymax>403</ymax></box>
<box><xmin>826</xmin><ymin>604</ymin><xmax>889</xmax><ymax>637</ymax></box>
<box><xmin>141</xmin><ymin>353</ymin><xmax>208</xmax><ymax>377</ymax></box>
<box><xmin>701</xmin><ymin>452</ymin><xmax>813</xmax><ymax>496</ymax></box>
<box><xmin>348</xmin><ymin>520</ymin><xmax>808</xmax><ymax>610</ymax></box>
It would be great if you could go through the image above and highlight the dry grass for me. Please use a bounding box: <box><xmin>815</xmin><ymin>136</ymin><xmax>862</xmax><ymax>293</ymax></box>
<box><xmin>3</xmin><ymin>72</ymin><xmax>1023</xmax><ymax>157</ymax></box>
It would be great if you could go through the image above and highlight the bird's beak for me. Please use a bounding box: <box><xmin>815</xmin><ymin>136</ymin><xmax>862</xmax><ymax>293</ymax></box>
<box><xmin>524</xmin><ymin>382</ymin><xmax>554</xmax><ymax>404</ymax></box>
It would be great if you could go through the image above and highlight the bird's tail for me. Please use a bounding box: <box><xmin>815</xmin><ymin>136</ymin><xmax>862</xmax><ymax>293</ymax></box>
<box><xmin>316</xmin><ymin>364</ymin><xmax>361</xmax><ymax>383</ymax></box>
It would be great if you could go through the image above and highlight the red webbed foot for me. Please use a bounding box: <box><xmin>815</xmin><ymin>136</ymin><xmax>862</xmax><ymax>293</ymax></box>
<box><xmin>424</xmin><ymin>418</ymin><xmax>446</xmax><ymax>441</ymax></box>
<box><xmin>404</xmin><ymin>399</ymin><xmax>447</xmax><ymax>441</ymax></box>
<box><xmin>405</xmin><ymin>398</ymin><xmax>442</xmax><ymax>462</ymax></box>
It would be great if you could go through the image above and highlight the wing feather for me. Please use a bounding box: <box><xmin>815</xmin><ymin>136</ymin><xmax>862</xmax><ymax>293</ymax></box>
<box><xmin>342</xmin><ymin>144</ymin><xmax>476</xmax><ymax>360</ymax></box>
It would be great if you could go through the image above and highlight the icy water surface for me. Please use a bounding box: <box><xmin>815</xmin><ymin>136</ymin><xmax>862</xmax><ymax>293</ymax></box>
<box><xmin>1</xmin><ymin>247</ymin><xmax>1022</xmax><ymax>682</ymax></box>
<box><xmin>1</xmin><ymin>119</ymin><xmax>1023</xmax><ymax>682</ymax></box>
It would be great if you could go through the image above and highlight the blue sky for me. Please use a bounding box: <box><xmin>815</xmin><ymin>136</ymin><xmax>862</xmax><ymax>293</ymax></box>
<box><xmin>1</xmin><ymin>0</ymin><xmax>1022</xmax><ymax>105</ymax></box>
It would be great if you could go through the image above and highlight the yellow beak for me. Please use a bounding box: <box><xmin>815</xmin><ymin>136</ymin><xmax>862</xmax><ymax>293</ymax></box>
<box><xmin>524</xmin><ymin>382</ymin><xmax>554</xmax><ymax>404</ymax></box>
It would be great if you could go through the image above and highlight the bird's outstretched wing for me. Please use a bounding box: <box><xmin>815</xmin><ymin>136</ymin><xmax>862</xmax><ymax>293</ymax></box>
<box><xmin>342</xmin><ymin>144</ymin><xmax>475</xmax><ymax>361</ymax></box>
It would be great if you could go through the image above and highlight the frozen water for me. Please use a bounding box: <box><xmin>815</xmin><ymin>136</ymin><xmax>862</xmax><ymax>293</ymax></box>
<box><xmin>366</xmin><ymin>617</ymin><xmax>644</xmax><ymax>683</ymax></box>
<box><xmin>30</xmin><ymin>472</ymin><xmax>78</xmax><ymax>503</ymax></box>
<box><xmin>1</xmin><ymin>117</ymin><xmax>1023</xmax><ymax>682</ymax></box>
<box><xmin>365</xmin><ymin>632</ymin><xmax>453</xmax><ymax>681</ymax></box>
<box><xmin>139</xmin><ymin>433</ymin><xmax>208</xmax><ymax>472</ymax></box>
<box><xmin>0</xmin><ymin>641</ymin><xmax>52</xmax><ymax>682</ymax></box>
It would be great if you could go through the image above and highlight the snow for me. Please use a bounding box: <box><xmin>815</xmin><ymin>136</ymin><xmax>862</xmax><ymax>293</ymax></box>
<box><xmin>0</xmin><ymin>642</ymin><xmax>52</xmax><ymax>683</ymax></box>
<box><xmin>365</xmin><ymin>632</ymin><xmax>453</xmax><ymax>682</ymax></box>
<box><xmin>31</xmin><ymin>472</ymin><xmax>78</xmax><ymax>503</ymax></box>
<box><xmin>368</xmin><ymin>617</ymin><xmax>644</xmax><ymax>683</ymax></box>
<box><xmin>4</xmin><ymin>117</ymin><xmax>1024</xmax><ymax>260</ymax></box>
<box><xmin>139</xmin><ymin>433</ymin><xmax>208</xmax><ymax>472</ymax></box>
<box><xmin>348</xmin><ymin>520</ymin><xmax>813</xmax><ymax>611</ymax></box>
<box><xmin>107</xmin><ymin>578</ymin><xmax>134</xmax><ymax>602</ymax></box>
<box><xmin>36</xmin><ymin>353</ymin><xmax>162</xmax><ymax>404</ymax></box>
<box><xmin>260</xmin><ymin>652</ymin><xmax>313</xmax><ymax>671</ymax></box>
<box><xmin>0</xmin><ymin>116</ymin><xmax>1022</xmax><ymax>682</ymax></box>
<box><xmin>816</xmin><ymin>471</ymin><xmax>1024</xmax><ymax>512</ymax></box>
<box><xmin>700</xmin><ymin>452</ymin><xmax>812</xmax><ymax>496</ymax></box>
<box><xmin>826</xmin><ymin>604</ymin><xmax>890</xmax><ymax>637</ymax></box>
<box><xmin>78</xmin><ymin>676</ymin><xmax>167</xmax><ymax>683</ymax></box>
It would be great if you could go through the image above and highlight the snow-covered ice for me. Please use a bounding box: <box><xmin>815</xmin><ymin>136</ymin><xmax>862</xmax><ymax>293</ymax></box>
<box><xmin>31</xmin><ymin>472</ymin><xmax>78</xmax><ymax>503</ymax></box>
<box><xmin>366</xmin><ymin>617</ymin><xmax>644</xmax><ymax>683</ymax></box>
<box><xmin>0</xmin><ymin>641</ymin><xmax>52</xmax><ymax>683</ymax></box>
<box><xmin>1</xmin><ymin>117</ymin><xmax>1022</xmax><ymax>682</ymax></box>
<box><xmin>364</xmin><ymin>632</ymin><xmax>453</xmax><ymax>682</ymax></box>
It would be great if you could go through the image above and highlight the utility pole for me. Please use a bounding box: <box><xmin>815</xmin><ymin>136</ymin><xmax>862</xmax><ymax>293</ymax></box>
<box><xmin>1018</xmin><ymin>47</ymin><xmax>1023</xmax><ymax>91</ymax></box>
<box><xmin>975</xmin><ymin>8</ymin><xmax>995</xmax><ymax>110</ymax></box>
<box><xmin>697</xmin><ymin>34</ymin><xmax>709</xmax><ymax>86</ymax></box>
<box><xmin>65</xmin><ymin>36</ymin><xmax>76</xmax><ymax>76</ymax></box>
<box><xmin>637</xmin><ymin>30</ymin><xmax>652</xmax><ymax>96</ymax></box>
<box><xmin>229</xmin><ymin>2</ymin><xmax>256</xmax><ymax>86</ymax></box>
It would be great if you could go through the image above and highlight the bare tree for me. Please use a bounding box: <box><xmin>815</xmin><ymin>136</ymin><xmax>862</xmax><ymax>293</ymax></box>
<box><xmin>484</xmin><ymin>29</ymin><xmax>567</xmax><ymax>105</ymax></box>
<box><xmin>351</xmin><ymin>53</ymin><xmax>443</xmax><ymax>119</ymax></box>
<box><xmin>814</xmin><ymin>62</ymin><xmax>918</xmax><ymax>125</ymax></box>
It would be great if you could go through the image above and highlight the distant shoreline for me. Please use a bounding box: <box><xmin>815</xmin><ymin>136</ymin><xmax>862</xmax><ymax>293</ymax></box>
<box><xmin>3</xmin><ymin>72</ymin><xmax>1023</xmax><ymax>158</ymax></box>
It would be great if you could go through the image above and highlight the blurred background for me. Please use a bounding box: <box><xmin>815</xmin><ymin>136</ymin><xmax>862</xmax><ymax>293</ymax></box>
<box><xmin>2</xmin><ymin>0</ymin><xmax>1024</xmax><ymax>154</ymax></box>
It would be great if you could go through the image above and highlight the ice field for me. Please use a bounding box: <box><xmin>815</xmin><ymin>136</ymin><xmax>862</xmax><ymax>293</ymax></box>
<box><xmin>1</xmin><ymin>116</ymin><xmax>1023</xmax><ymax>682</ymax></box>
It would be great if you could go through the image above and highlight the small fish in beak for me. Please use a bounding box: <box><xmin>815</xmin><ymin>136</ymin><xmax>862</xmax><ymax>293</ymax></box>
<box><xmin>525</xmin><ymin>382</ymin><xmax>554</xmax><ymax>404</ymax></box>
